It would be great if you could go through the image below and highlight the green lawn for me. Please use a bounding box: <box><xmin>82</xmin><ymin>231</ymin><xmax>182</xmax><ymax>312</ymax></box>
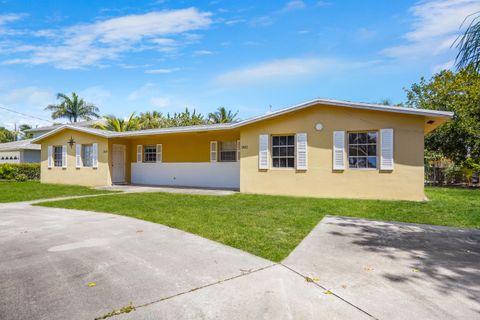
<box><xmin>0</xmin><ymin>181</ymin><xmax>113</xmax><ymax>203</ymax></box>
<box><xmin>36</xmin><ymin>187</ymin><xmax>480</xmax><ymax>262</ymax></box>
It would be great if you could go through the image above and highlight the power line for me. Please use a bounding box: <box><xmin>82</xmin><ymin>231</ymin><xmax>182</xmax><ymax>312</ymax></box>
<box><xmin>0</xmin><ymin>105</ymin><xmax>54</xmax><ymax>124</ymax></box>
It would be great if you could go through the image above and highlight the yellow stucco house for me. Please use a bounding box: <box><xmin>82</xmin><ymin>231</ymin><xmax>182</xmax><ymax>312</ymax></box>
<box><xmin>32</xmin><ymin>98</ymin><xmax>453</xmax><ymax>201</ymax></box>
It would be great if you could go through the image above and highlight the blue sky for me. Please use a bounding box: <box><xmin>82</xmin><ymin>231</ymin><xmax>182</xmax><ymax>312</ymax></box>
<box><xmin>1</xmin><ymin>0</ymin><xmax>479</xmax><ymax>129</ymax></box>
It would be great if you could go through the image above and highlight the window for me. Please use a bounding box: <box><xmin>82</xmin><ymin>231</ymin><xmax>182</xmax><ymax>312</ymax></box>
<box><xmin>53</xmin><ymin>146</ymin><xmax>62</xmax><ymax>167</ymax></box>
<box><xmin>348</xmin><ymin>131</ymin><xmax>377</xmax><ymax>169</ymax></box>
<box><xmin>272</xmin><ymin>135</ymin><xmax>295</xmax><ymax>168</ymax></box>
<box><xmin>220</xmin><ymin>141</ymin><xmax>237</xmax><ymax>162</ymax></box>
<box><xmin>144</xmin><ymin>145</ymin><xmax>156</xmax><ymax>162</ymax></box>
<box><xmin>82</xmin><ymin>144</ymin><xmax>93</xmax><ymax>167</ymax></box>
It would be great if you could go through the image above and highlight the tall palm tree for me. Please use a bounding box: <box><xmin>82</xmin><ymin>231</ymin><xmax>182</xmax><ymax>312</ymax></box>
<box><xmin>94</xmin><ymin>113</ymin><xmax>141</xmax><ymax>132</ymax></box>
<box><xmin>139</xmin><ymin>111</ymin><xmax>164</xmax><ymax>129</ymax></box>
<box><xmin>208</xmin><ymin>106</ymin><xmax>239</xmax><ymax>124</ymax></box>
<box><xmin>455</xmin><ymin>12</ymin><xmax>480</xmax><ymax>72</ymax></box>
<box><xmin>45</xmin><ymin>92</ymin><xmax>100</xmax><ymax>123</ymax></box>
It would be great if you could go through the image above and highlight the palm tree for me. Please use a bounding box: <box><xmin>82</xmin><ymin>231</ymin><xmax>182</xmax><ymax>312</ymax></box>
<box><xmin>208</xmin><ymin>107</ymin><xmax>239</xmax><ymax>124</ymax></box>
<box><xmin>455</xmin><ymin>12</ymin><xmax>480</xmax><ymax>72</ymax></box>
<box><xmin>139</xmin><ymin>111</ymin><xmax>164</xmax><ymax>129</ymax></box>
<box><xmin>45</xmin><ymin>92</ymin><xmax>100</xmax><ymax>123</ymax></box>
<box><xmin>94</xmin><ymin>113</ymin><xmax>141</xmax><ymax>132</ymax></box>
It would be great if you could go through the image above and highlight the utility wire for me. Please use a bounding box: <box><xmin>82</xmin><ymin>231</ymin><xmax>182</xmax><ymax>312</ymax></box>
<box><xmin>0</xmin><ymin>105</ymin><xmax>54</xmax><ymax>124</ymax></box>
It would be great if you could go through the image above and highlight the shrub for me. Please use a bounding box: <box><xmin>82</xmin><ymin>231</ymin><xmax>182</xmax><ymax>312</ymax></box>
<box><xmin>0</xmin><ymin>163</ymin><xmax>40</xmax><ymax>181</ymax></box>
<box><xmin>14</xmin><ymin>173</ymin><xmax>28</xmax><ymax>182</ymax></box>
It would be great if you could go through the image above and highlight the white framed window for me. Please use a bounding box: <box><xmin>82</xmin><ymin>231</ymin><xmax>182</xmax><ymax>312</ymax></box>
<box><xmin>272</xmin><ymin>135</ymin><xmax>295</xmax><ymax>168</ymax></box>
<box><xmin>219</xmin><ymin>141</ymin><xmax>237</xmax><ymax>162</ymax></box>
<box><xmin>348</xmin><ymin>131</ymin><xmax>377</xmax><ymax>169</ymax></box>
<box><xmin>82</xmin><ymin>144</ymin><xmax>93</xmax><ymax>167</ymax></box>
<box><xmin>53</xmin><ymin>146</ymin><xmax>63</xmax><ymax>167</ymax></box>
<box><xmin>143</xmin><ymin>145</ymin><xmax>157</xmax><ymax>162</ymax></box>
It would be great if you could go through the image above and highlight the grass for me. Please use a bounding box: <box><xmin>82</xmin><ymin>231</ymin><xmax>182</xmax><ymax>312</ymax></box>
<box><xmin>36</xmin><ymin>187</ymin><xmax>480</xmax><ymax>262</ymax></box>
<box><xmin>0</xmin><ymin>181</ymin><xmax>113</xmax><ymax>203</ymax></box>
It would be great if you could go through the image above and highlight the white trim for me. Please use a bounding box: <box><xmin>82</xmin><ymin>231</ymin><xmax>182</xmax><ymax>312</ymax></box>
<box><xmin>92</xmin><ymin>143</ymin><xmax>98</xmax><ymax>168</ymax></box>
<box><xmin>62</xmin><ymin>145</ymin><xmax>67</xmax><ymax>168</ymax></box>
<box><xmin>47</xmin><ymin>146</ymin><xmax>53</xmax><ymax>168</ymax></box>
<box><xmin>156</xmin><ymin>144</ymin><xmax>162</xmax><ymax>163</ymax></box>
<box><xmin>333</xmin><ymin>131</ymin><xmax>345</xmax><ymax>170</ymax></box>
<box><xmin>75</xmin><ymin>144</ymin><xmax>82</xmax><ymax>168</ymax></box>
<box><xmin>295</xmin><ymin>133</ymin><xmax>308</xmax><ymax>170</ymax></box>
<box><xmin>210</xmin><ymin>141</ymin><xmax>217</xmax><ymax>162</ymax></box>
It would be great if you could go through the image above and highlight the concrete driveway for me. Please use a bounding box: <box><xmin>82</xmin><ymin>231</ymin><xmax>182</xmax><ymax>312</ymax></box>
<box><xmin>1</xmin><ymin>202</ymin><xmax>478</xmax><ymax>319</ymax></box>
<box><xmin>0</xmin><ymin>203</ymin><xmax>368</xmax><ymax>320</ymax></box>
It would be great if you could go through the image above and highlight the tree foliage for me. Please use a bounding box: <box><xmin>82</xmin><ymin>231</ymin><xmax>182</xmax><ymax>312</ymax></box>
<box><xmin>45</xmin><ymin>92</ymin><xmax>100</xmax><ymax>123</ymax></box>
<box><xmin>405</xmin><ymin>66</ymin><xmax>480</xmax><ymax>166</ymax></box>
<box><xmin>208</xmin><ymin>106</ymin><xmax>239</xmax><ymax>123</ymax></box>
<box><xmin>94</xmin><ymin>113</ymin><xmax>141</xmax><ymax>132</ymax></box>
<box><xmin>0</xmin><ymin>127</ymin><xmax>15</xmax><ymax>143</ymax></box>
<box><xmin>455</xmin><ymin>12</ymin><xmax>480</xmax><ymax>72</ymax></box>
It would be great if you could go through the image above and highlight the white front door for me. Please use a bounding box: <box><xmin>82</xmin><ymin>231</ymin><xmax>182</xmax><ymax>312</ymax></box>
<box><xmin>112</xmin><ymin>144</ymin><xmax>126</xmax><ymax>184</ymax></box>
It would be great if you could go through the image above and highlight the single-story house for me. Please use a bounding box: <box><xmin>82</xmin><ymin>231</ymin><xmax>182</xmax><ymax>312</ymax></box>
<box><xmin>31</xmin><ymin>98</ymin><xmax>453</xmax><ymax>201</ymax></box>
<box><xmin>0</xmin><ymin>139</ymin><xmax>41</xmax><ymax>164</ymax></box>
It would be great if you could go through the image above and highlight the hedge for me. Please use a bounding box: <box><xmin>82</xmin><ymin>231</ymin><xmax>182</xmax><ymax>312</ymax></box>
<box><xmin>0</xmin><ymin>163</ymin><xmax>40</xmax><ymax>181</ymax></box>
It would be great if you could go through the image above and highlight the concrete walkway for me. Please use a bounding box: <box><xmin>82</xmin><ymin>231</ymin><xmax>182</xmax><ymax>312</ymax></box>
<box><xmin>96</xmin><ymin>184</ymin><xmax>238</xmax><ymax>196</ymax></box>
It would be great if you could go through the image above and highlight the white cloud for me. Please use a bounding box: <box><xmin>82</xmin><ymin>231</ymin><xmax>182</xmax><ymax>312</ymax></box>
<box><xmin>127</xmin><ymin>83</ymin><xmax>155</xmax><ymax>101</ymax></box>
<box><xmin>281</xmin><ymin>0</ymin><xmax>306</xmax><ymax>12</ymax></box>
<box><xmin>355</xmin><ymin>27</ymin><xmax>377</xmax><ymax>41</ymax></box>
<box><xmin>216</xmin><ymin>57</ymin><xmax>371</xmax><ymax>85</ymax></box>
<box><xmin>145</xmin><ymin>68</ymin><xmax>179</xmax><ymax>74</ymax></box>
<box><xmin>150</xmin><ymin>96</ymin><xmax>170</xmax><ymax>108</ymax></box>
<box><xmin>193</xmin><ymin>50</ymin><xmax>213</xmax><ymax>55</ymax></box>
<box><xmin>79</xmin><ymin>86</ymin><xmax>112</xmax><ymax>105</ymax></box>
<box><xmin>433</xmin><ymin>59</ymin><xmax>454</xmax><ymax>73</ymax></box>
<box><xmin>0</xmin><ymin>13</ymin><xmax>25</xmax><ymax>36</ymax></box>
<box><xmin>2</xmin><ymin>8</ymin><xmax>212</xmax><ymax>69</ymax></box>
<box><xmin>382</xmin><ymin>0</ymin><xmax>480</xmax><ymax>58</ymax></box>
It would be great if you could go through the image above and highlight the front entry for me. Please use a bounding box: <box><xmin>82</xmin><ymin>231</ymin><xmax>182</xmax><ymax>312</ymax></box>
<box><xmin>112</xmin><ymin>144</ymin><xmax>126</xmax><ymax>184</ymax></box>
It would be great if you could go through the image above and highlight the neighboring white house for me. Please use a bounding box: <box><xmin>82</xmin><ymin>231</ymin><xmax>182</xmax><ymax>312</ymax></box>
<box><xmin>0</xmin><ymin>119</ymin><xmax>106</xmax><ymax>164</ymax></box>
<box><xmin>0</xmin><ymin>139</ymin><xmax>41</xmax><ymax>164</ymax></box>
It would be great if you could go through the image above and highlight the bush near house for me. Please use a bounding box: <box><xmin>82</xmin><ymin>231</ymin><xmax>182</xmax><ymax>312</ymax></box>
<box><xmin>0</xmin><ymin>164</ymin><xmax>40</xmax><ymax>181</ymax></box>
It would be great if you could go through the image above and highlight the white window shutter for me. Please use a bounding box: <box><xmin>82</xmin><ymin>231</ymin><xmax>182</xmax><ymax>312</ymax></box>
<box><xmin>136</xmin><ymin>145</ymin><xmax>142</xmax><ymax>163</ymax></box>
<box><xmin>47</xmin><ymin>146</ymin><xmax>53</xmax><ymax>168</ymax></box>
<box><xmin>76</xmin><ymin>144</ymin><xmax>82</xmax><ymax>168</ymax></box>
<box><xmin>333</xmin><ymin>131</ymin><xmax>345</xmax><ymax>170</ymax></box>
<box><xmin>92</xmin><ymin>143</ymin><xmax>98</xmax><ymax>168</ymax></box>
<box><xmin>156</xmin><ymin>144</ymin><xmax>162</xmax><ymax>163</ymax></box>
<box><xmin>236</xmin><ymin>140</ymin><xmax>240</xmax><ymax>161</ymax></box>
<box><xmin>380</xmin><ymin>128</ymin><xmax>394</xmax><ymax>170</ymax></box>
<box><xmin>62</xmin><ymin>145</ymin><xmax>67</xmax><ymax>168</ymax></box>
<box><xmin>258</xmin><ymin>134</ymin><xmax>269</xmax><ymax>169</ymax></box>
<box><xmin>296</xmin><ymin>133</ymin><xmax>308</xmax><ymax>170</ymax></box>
<box><xmin>210</xmin><ymin>141</ymin><xmax>217</xmax><ymax>162</ymax></box>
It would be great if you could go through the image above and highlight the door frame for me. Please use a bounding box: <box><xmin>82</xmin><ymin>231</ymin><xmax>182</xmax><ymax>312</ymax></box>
<box><xmin>112</xmin><ymin>144</ymin><xmax>126</xmax><ymax>184</ymax></box>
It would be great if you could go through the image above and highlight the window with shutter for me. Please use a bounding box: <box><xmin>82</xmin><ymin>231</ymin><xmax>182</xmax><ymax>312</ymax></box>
<box><xmin>62</xmin><ymin>145</ymin><xmax>67</xmax><ymax>168</ymax></box>
<box><xmin>333</xmin><ymin>131</ymin><xmax>345</xmax><ymax>170</ymax></box>
<box><xmin>210</xmin><ymin>141</ymin><xmax>218</xmax><ymax>162</ymax></box>
<box><xmin>92</xmin><ymin>143</ymin><xmax>98</xmax><ymax>168</ymax></box>
<box><xmin>348</xmin><ymin>131</ymin><xmax>377</xmax><ymax>169</ymax></box>
<box><xmin>296</xmin><ymin>133</ymin><xmax>308</xmax><ymax>170</ymax></box>
<box><xmin>156</xmin><ymin>144</ymin><xmax>162</xmax><ymax>163</ymax></box>
<box><xmin>48</xmin><ymin>146</ymin><xmax>53</xmax><ymax>168</ymax></box>
<box><xmin>136</xmin><ymin>145</ymin><xmax>142</xmax><ymax>163</ymax></box>
<box><xmin>258</xmin><ymin>134</ymin><xmax>269</xmax><ymax>169</ymax></box>
<box><xmin>380</xmin><ymin>128</ymin><xmax>394</xmax><ymax>170</ymax></box>
<box><xmin>76</xmin><ymin>144</ymin><xmax>82</xmax><ymax>168</ymax></box>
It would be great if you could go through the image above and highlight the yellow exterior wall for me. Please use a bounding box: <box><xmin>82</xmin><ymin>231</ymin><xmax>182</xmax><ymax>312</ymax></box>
<box><xmin>127</xmin><ymin>130</ymin><xmax>240</xmax><ymax>163</ymax></box>
<box><xmin>239</xmin><ymin>104</ymin><xmax>426</xmax><ymax>201</ymax></box>
<box><xmin>39</xmin><ymin>129</ymin><xmax>111</xmax><ymax>186</ymax></box>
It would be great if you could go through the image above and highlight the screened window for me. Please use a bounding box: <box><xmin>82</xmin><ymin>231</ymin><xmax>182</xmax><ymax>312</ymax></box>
<box><xmin>53</xmin><ymin>146</ymin><xmax>62</xmax><ymax>167</ymax></box>
<box><xmin>272</xmin><ymin>135</ymin><xmax>295</xmax><ymax>168</ymax></box>
<box><xmin>220</xmin><ymin>141</ymin><xmax>237</xmax><ymax>162</ymax></box>
<box><xmin>144</xmin><ymin>145</ymin><xmax>157</xmax><ymax>162</ymax></box>
<box><xmin>348</xmin><ymin>131</ymin><xmax>377</xmax><ymax>169</ymax></box>
<box><xmin>82</xmin><ymin>144</ymin><xmax>93</xmax><ymax>167</ymax></box>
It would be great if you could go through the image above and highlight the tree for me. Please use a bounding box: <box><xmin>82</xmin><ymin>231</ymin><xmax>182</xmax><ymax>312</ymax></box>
<box><xmin>139</xmin><ymin>111</ymin><xmax>164</xmax><ymax>129</ymax></box>
<box><xmin>165</xmin><ymin>108</ymin><xmax>207</xmax><ymax>127</ymax></box>
<box><xmin>455</xmin><ymin>12</ymin><xmax>480</xmax><ymax>72</ymax></box>
<box><xmin>405</xmin><ymin>66</ymin><xmax>480</xmax><ymax>166</ymax></box>
<box><xmin>94</xmin><ymin>113</ymin><xmax>141</xmax><ymax>132</ymax></box>
<box><xmin>45</xmin><ymin>92</ymin><xmax>100</xmax><ymax>123</ymax></box>
<box><xmin>0</xmin><ymin>127</ymin><xmax>15</xmax><ymax>143</ymax></box>
<box><xmin>19</xmin><ymin>124</ymin><xmax>33</xmax><ymax>139</ymax></box>
<box><xmin>208</xmin><ymin>107</ymin><xmax>239</xmax><ymax>123</ymax></box>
